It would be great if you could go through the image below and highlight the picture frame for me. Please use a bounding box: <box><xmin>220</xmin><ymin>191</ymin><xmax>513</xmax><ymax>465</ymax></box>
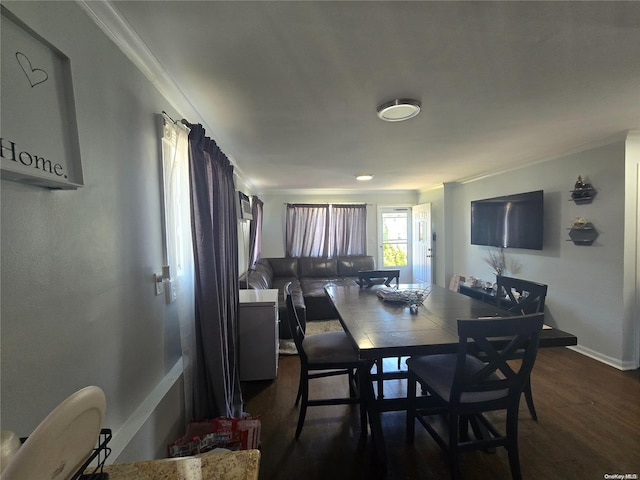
<box><xmin>1</xmin><ymin>6</ymin><xmax>83</xmax><ymax>189</ymax></box>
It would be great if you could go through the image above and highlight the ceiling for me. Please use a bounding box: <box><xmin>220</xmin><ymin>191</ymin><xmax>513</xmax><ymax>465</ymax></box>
<box><xmin>87</xmin><ymin>1</ymin><xmax>640</xmax><ymax>193</ymax></box>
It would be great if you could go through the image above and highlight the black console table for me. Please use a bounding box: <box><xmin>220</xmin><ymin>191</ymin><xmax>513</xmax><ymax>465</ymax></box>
<box><xmin>458</xmin><ymin>284</ymin><xmax>513</xmax><ymax>309</ymax></box>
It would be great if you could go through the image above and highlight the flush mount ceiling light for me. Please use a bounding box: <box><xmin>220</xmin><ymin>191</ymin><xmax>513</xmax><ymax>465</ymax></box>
<box><xmin>356</xmin><ymin>174</ymin><xmax>374</xmax><ymax>181</ymax></box>
<box><xmin>376</xmin><ymin>98</ymin><xmax>421</xmax><ymax>122</ymax></box>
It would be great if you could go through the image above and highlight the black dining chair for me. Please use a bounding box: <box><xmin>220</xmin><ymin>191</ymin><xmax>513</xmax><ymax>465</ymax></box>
<box><xmin>496</xmin><ymin>275</ymin><xmax>548</xmax><ymax>420</ymax></box>
<box><xmin>284</xmin><ymin>282</ymin><xmax>368</xmax><ymax>439</ymax></box>
<box><xmin>406</xmin><ymin>313</ymin><xmax>544</xmax><ymax>480</ymax></box>
<box><xmin>496</xmin><ymin>275</ymin><xmax>547</xmax><ymax>315</ymax></box>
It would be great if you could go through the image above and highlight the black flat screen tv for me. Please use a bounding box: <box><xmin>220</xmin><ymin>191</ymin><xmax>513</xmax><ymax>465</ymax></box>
<box><xmin>471</xmin><ymin>190</ymin><xmax>544</xmax><ymax>250</ymax></box>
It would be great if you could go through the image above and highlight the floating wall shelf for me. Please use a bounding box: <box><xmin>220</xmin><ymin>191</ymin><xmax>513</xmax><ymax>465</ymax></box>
<box><xmin>569</xmin><ymin>186</ymin><xmax>596</xmax><ymax>205</ymax></box>
<box><xmin>567</xmin><ymin>222</ymin><xmax>598</xmax><ymax>246</ymax></box>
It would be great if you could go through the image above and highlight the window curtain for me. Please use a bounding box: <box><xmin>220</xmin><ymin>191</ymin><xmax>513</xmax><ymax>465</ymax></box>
<box><xmin>188</xmin><ymin>124</ymin><xmax>243</xmax><ymax>419</ymax></box>
<box><xmin>248</xmin><ymin>196</ymin><xmax>263</xmax><ymax>268</ymax></box>
<box><xmin>285</xmin><ymin>204</ymin><xmax>329</xmax><ymax>257</ymax></box>
<box><xmin>160</xmin><ymin>117</ymin><xmax>196</xmax><ymax>423</ymax></box>
<box><xmin>329</xmin><ymin>204</ymin><xmax>367</xmax><ymax>257</ymax></box>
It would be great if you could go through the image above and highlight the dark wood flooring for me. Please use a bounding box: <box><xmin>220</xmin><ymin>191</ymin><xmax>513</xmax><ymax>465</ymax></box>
<box><xmin>242</xmin><ymin>348</ymin><xmax>640</xmax><ymax>480</ymax></box>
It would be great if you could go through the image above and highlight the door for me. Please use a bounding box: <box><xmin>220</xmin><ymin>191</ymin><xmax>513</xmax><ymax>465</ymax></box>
<box><xmin>412</xmin><ymin>203</ymin><xmax>433</xmax><ymax>284</ymax></box>
<box><xmin>378</xmin><ymin>206</ymin><xmax>412</xmax><ymax>283</ymax></box>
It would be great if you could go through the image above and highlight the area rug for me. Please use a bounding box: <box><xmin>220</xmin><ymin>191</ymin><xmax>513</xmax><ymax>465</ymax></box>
<box><xmin>278</xmin><ymin>319</ymin><xmax>343</xmax><ymax>355</ymax></box>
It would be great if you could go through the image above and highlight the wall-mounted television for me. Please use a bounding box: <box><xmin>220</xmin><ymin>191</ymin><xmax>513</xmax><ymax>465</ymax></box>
<box><xmin>471</xmin><ymin>190</ymin><xmax>544</xmax><ymax>250</ymax></box>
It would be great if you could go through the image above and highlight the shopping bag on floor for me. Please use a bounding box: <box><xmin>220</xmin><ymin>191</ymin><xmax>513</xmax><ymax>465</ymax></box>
<box><xmin>168</xmin><ymin>416</ymin><xmax>261</xmax><ymax>457</ymax></box>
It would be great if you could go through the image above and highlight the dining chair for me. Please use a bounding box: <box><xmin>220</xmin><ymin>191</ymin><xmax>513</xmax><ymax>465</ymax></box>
<box><xmin>496</xmin><ymin>275</ymin><xmax>548</xmax><ymax>420</ymax></box>
<box><xmin>284</xmin><ymin>282</ymin><xmax>368</xmax><ymax>439</ymax></box>
<box><xmin>496</xmin><ymin>276</ymin><xmax>547</xmax><ymax>315</ymax></box>
<box><xmin>405</xmin><ymin>313</ymin><xmax>544</xmax><ymax>480</ymax></box>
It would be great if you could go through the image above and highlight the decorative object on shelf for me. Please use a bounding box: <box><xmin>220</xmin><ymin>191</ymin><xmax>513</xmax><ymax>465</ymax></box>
<box><xmin>569</xmin><ymin>217</ymin><xmax>588</xmax><ymax>229</ymax></box>
<box><xmin>570</xmin><ymin>175</ymin><xmax>596</xmax><ymax>204</ymax></box>
<box><xmin>567</xmin><ymin>217</ymin><xmax>598</xmax><ymax>245</ymax></box>
<box><xmin>484</xmin><ymin>247</ymin><xmax>506</xmax><ymax>277</ymax></box>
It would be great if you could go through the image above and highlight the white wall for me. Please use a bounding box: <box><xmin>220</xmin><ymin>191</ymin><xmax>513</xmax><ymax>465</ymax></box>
<box><xmin>420</xmin><ymin>139</ymin><xmax>637</xmax><ymax>369</ymax></box>
<box><xmin>259</xmin><ymin>190</ymin><xmax>419</xmax><ymax>259</ymax></box>
<box><xmin>1</xmin><ymin>1</ymin><xmax>184</xmax><ymax>461</ymax></box>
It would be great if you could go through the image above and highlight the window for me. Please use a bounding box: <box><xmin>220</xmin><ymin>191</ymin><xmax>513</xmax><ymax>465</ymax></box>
<box><xmin>285</xmin><ymin>203</ymin><xmax>366</xmax><ymax>257</ymax></box>
<box><xmin>381</xmin><ymin>210</ymin><xmax>408</xmax><ymax>267</ymax></box>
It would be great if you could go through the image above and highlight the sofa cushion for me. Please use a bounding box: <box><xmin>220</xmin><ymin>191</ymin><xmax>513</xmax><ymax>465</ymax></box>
<box><xmin>298</xmin><ymin>257</ymin><xmax>338</xmax><ymax>278</ymax></box>
<box><xmin>246</xmin><ymin>262</ymin><xmax>272</xmax><ymax>289</ymax></box>
<box><xmin>254</xmin><ymin>258</ymin><xmax>274</xmax><ymax>281</ymax></box>
<box><xmin>264</xmin><ymin>257</ymin><xmax>298</xmax><ymax>278</ymax></box>
<box><xmin>337</xmin><ymin>255</ymin><xmax>376</xmax><ymax>277</ymax></box>
<box><xmin>271</xmin><ymin>278</ymin><xmax>306</xmax><ymax>339</ymax></box>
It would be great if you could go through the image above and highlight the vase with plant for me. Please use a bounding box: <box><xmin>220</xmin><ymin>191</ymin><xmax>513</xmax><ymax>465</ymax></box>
<box><xmin>484</xmin><ymin>247</ymin><xmax>506</xmax><ymax>279</ymax></box>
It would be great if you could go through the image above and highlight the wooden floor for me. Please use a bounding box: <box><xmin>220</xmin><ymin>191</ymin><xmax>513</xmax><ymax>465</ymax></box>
<box><xmin>243</xmin><ymin>348</ymin><xmax>640</xmax><ymax>480</ymax></box>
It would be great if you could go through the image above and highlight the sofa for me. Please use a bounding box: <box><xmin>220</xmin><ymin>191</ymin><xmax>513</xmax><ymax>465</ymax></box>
<box><xmin>240</xmin><ymin>255</ymin><xmax>376</xmax><ymax>339</ymax></box>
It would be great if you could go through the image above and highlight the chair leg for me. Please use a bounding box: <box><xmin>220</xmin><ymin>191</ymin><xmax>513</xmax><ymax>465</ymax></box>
<box><xmin>449</xmin><ymin>413</ymin><xmax>462</xmax><ymax>480</ymax></box>
<box><xmin>348</xmin><ymin>368</ymin><xmax>357</xmax><ymax>398</ymax></box>
<box><xmin>523</xmin><ymin>378</ymin><xmax>537</xmax><ymax>421</ymax></box>
<box><xmin>376</xmin><ymin>359</ymin><xmax>384</xmax><ymax>399</ymax></box>
<box><xmin>295</xmin><ymin>371</ymin><xmax>304</xmax><ymax>406</ymax></box>
<box><xmin>506</xmin><ymin>407</ymin><xmax>523</xmax><ymax>480</ymax></box>
<box><xmin>358</xmin><ymin>367</ymin><xmax>368</xmax><ymax>435</ymax></box>
<box><xmin>295</xmin><ymin>372</ymin><xmax>309</xmax><ymax>439</ymax></box>
<box><xmin>458</xmin><ymin>415</ymin><xmax>470</xmax><ymax>441</ymax></box>
<box><xmin>405</xmin><ymin>373</ymin><xmax>417</xmax><ymax>443</ymax></box>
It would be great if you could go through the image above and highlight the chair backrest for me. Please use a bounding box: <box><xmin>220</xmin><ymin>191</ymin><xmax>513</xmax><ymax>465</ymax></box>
<box><xmin>496</xmin><ymin>275</ymin><xmax>548</xmax><ymax>315</ymax></box>
<box><xmin>451</xmin><ymin>313</ymin><xmax>544</xmax><ymax>406</ymax></box>
<box><xmin>285</xmin><ymin>282</ymin><xmax>307</xmax><ymax>361</ymax></box>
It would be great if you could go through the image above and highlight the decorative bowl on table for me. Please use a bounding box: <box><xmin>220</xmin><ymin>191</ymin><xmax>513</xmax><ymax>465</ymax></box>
<box><xmin>377</xmin><ymin>287</ymin><xmax>431</xmax><ymax>307</ymax></box>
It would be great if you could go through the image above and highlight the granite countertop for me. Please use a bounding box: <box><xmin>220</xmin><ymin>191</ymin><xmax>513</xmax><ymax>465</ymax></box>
<box><xmin>101</xmin><ymin>449</ymin><xmax>260</xmax><ymax>480</ymax></box>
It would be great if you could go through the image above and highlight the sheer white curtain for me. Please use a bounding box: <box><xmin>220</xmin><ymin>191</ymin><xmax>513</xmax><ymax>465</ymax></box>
<box><xmin>329</xmin><ymin>204</ymin><xmax>367</xmax><ymax>257</ymax></box>
<box><xmin>285</xmin><ymin>204</ymin><xmax>329</xmax><ymax>257</ymax></box>
<box><xmin>286</xmin><ymin>203</ymin><xmax>366</xmax><ymax>258</ymax></box>
<box><xmin>161</xmin><ymin>116</ymin><xmax>195</xmax><ymax>422</ymax></box>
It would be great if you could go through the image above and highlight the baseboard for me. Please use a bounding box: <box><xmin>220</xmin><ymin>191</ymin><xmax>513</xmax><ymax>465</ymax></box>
<box><xmin>108</xmin><ymin>358</ymin><xmax>184</xmax><ymax>463</ymax></box>
<box><xmin>568</xmin><ymin>345</ymin><xmax>639</xmax><ymax>371</ymax></box>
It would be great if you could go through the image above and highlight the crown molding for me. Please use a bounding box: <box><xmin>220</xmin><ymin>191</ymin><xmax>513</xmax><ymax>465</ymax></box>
<box><xmin>75</xmin><ymin>0</ymin><xmax>251</xmax><ymax>185</ymax></box>
<box><xmin>77</xmin><ymin>0</ymin><xmax>160</xmax><ymax>83</ymax></box>
<box><xmin>75</xmin><ymin>0</ymin><xmax>197</xmax><ymax>122</ymax></box>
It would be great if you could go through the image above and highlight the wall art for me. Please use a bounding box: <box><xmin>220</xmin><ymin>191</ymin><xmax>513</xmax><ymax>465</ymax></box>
<box><xmin>1</xmin><ymin>6</ymin><xmax>83</xmax><ymax>189</ymax></box>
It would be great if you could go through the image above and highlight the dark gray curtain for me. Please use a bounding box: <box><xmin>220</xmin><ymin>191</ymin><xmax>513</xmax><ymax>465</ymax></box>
<box><xmin>329</xmin><ymin>204</ymin><xmax>367</xmax><ymax>257</ymax></box>
<box><xmin>285</xmin><ymin>204</ymin><xmax>329</xmax><ymax>257</ymax></box>
<box><xmin>248</xmin><ymin>196</ymin><xmax>263</xmax><ymax>268</ymax></box>
<box><xmin>188</xmin><ymin>124</ymin><xmax>243</xmax><ymax>420</ymax></box>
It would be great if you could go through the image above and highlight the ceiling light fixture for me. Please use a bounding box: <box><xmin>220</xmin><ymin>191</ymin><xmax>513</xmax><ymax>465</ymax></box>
<box><xmin>356</xmin><ymin>174</ymin><xmax>374</xmax><ymax>181</ymax></box>
<box><xmin>376</xmin><ymin>98</ymin><xmax>421</xmax><ymax>122</ymax></box>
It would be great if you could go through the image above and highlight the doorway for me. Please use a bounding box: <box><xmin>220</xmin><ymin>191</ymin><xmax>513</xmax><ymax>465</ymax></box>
<box><xmin>412</xmin><ymin>203</ymin><xmax>433</xmax><ymax>284</ymax></box>
<box><xmin>377</xmin><ymin>206</ymin><xmax>412</xmax><ymax>283</ymax></box>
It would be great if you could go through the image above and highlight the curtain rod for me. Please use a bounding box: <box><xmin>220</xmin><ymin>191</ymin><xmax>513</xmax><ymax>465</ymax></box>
<box><xmin>162</xmin><ymin>110</ymin><xmax>191</xmax><ymax>130</ymax></box>
<box><xmin>284</xmin><ymin>203</ymin><xmax>372</xmax><ymax>206</ymax></box>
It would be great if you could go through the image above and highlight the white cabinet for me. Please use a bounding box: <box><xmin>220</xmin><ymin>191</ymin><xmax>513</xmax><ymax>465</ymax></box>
<box><xmin>238</xmin><ymin>289</ymin><xmax>279</xmax><ymax>381</ymax></box>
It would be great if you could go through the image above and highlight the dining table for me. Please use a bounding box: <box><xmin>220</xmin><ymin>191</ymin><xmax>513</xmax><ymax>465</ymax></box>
<box><xmin>324</xmin><ymin>283</ymin><xmax>578</xmax><ymax>469</ymax></box>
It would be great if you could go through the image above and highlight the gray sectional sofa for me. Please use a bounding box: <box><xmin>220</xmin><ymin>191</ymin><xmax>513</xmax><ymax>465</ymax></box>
<box><xmin>240</xmin><ymin>255</ymin><xmax>376</xmax><ymax>339</ymax></box>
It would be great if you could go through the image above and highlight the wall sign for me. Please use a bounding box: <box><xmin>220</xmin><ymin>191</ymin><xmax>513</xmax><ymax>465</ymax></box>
<box><xmin>1</xmin><ymin>6</ymin><xmax>83</xmax><ymax>189</ymax></box>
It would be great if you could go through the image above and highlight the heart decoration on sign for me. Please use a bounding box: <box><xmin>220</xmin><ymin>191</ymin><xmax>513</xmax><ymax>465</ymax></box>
<box><xmin>16</xmin><ymin>51</ymin><xmax>49</xmax><ymax>88</ymax></box>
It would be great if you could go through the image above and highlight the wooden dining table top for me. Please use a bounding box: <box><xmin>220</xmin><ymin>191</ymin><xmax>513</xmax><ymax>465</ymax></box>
<box><xmin>324</xmin><ymin>283</ymin><xmax>577</xmax><ymax>360</ymax></box>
